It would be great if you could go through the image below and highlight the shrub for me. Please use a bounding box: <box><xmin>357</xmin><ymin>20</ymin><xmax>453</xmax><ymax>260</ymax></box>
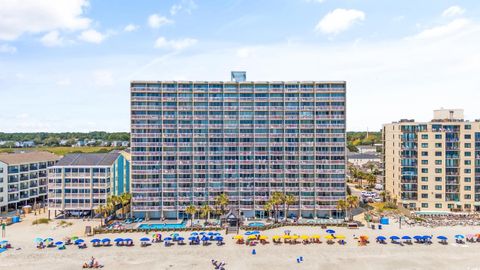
<box><xmin>32</xmin><ymin>218</ymin><xmax>51</xmax><ymax>225</ymax></box>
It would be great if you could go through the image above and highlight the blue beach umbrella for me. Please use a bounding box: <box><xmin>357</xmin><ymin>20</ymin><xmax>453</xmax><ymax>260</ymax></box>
<box><xmin>390</xmin><ymin>236</ymin><xmax>400</xmax><ymax>241</ymax></box>
<box><xmin>199</xmin><ymin>232</ymin><xmax>206</xmax><ymax>235</ymax></box>
<box><xmin>413</xmin><ymin>235</ymin><xmax>423</xmax><ymax>240</ymax></box>
<box><xmin>252</xmin><ymin>231</ymin><xmax>260</xmax><ymax>235</ymax></box>
<box><xmin>114</xmin><ymin>238</ymin><xmax>124</xmax><ymax>243</ymax></box>
<box><xmin>401</xmin><ymin>236</ymin><xmax>411</xmax><ymax>240</ymax></box>
<box><xmin>455</xmin><ymin>235</ymin><xmax>465</xmax><ymax>239</ymax></box>
<box><xmin>164</xmin><ymin>237</ymin><xmax>173</xmax><ymax>241</ymax></box>
<box><xmin>177</xmin><ymin>237</ymin><xmax>185</xmax><ymax>241</ymax></box>
<box><xmin>140</xmin><ymin>237</ymin><xmax>150</xmax><ymax>242</ymax></box>
<box><xmin>191</xmin><ymin>232</ymin><xmax>198</xmax><ymax>236</ymax></box>
<box><xmin>376</xmin><ymin>236</ymin><xmax>386</xmax><ymax>241</ymax></box>
<box><xmin>55</xmin><ymin>241</ymin><xmax>64</xmax><ymax>246</ymax></box>
<box><xmin>188</xmin><ymin>236</ymin><xmax>197</xmax><ymax>241</ymax></box>
<box><xmin>326</xmin><ymin>229</ymin><xmax>335</xmax><ymax>234</ymax></box>
<box><xmin>215</xmin><ymin>236</ymin><xmax>224</xmax><ymax>241</ymax></box>
<box><xmin>437</xmin><ymin>236</ymin><xmax>448</xmax><ymax>240</ymax></box>
<box><xmin>423</xmin><ymin>236</ymin><xmax>432</xmax><ymax>240</ymax></box>
<box><xmin>101</xmin><ymin>238</ymin><xmax>111</xmax><ymax>243</ymax></box>
<box><xmin>244</xmin><ymin>231</ymin><xmax>253</xmax><ymax>236</ymax></box>
<box><xmin>201</xmin><ymin>236</ymin><xmax>209</xmax><ymax>242</ymax></box>
<box><xmin>74</xmin><ymin>239</ymin><xmax>84</xmax><ymax>245</ymax></box>
<box><xmin>90</xmin><ymin>239</ymin><xmax>101</xmax><ymax>243</ymax></box>
<box><xmin>171</xmin><ymin>233</ymin><xmax>179</xmax><ymax>237</ymax></box>
<box><xmin>124</xmin><ymin>238</ymin><xmax>133</xmax><ymax>242</ymax></box>
<box><xmin>207</xmin><ymin>232</ymin><xmax>215</xmax><ymax>236</ymax></box>
<box><xmin>34</xmin><ymin>238</ymin><xmax>43</xmax><ymax>243</ymax></box>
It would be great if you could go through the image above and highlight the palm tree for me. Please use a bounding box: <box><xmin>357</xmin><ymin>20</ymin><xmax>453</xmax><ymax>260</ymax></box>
<box><xmin>119</xmin><ymin>193</ymin><xmax>132</xmax><ymax>218</ymax></box>
<box><xmin>346</xmin><ymin>195</ymin><xmax>360</xmax><ymax>221</ymax></box>
<box><xmin>284</xmin><ymin>194</ymin><xmax>296</xmax><ymax>221</ymax></box>
<box><xmin>94</xmin><ymin>205</ymin><xmax>106</xmax><ymax>226</ymax></box>
<box><xmin>199</xmin><ymin>204</ymin><xmax>212</xmax><ymax>223</ymax></box>
<box><xmin>336</xmin><ymin>199</ymin><xmax>348</xmax><ymax>220</ymax></box>
<box><xmin>269</xmin><ymin>192</ymin><xmax>285</xmax><ymax>223</ymax></box>
<box><xmin>106</xmin><ymin>195</ymin><xmax>119</xmax><ymax>216</ymax></box>
<box><xmin>214</xmin><ymin>193</ymin><xmax>229</xmax><ymax>215</ymax></box>
<box><xmin>366</xmin><ymin>173</ymin><xmax>376</xmax><ymax>187</ymax></box>
<box><xmin>185</xmin><ymin>205</ymin><xmax>197</xmax><ymax>227</ymax></box>
<box><xmin>263</xmin><ymin>202</ymin><xmax>273</xmax><ymax>219</ymax></box>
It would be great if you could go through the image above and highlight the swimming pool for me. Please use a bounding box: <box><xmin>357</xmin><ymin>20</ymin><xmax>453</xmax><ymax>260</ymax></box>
<box><xmin>248</xmin><ymin>222</ymin><xmax>265</xmax><ymax>227</ymax></box>
<box><xmin>138</xmin><ymin>222</ymin><xmax>186</xmax><ymax>230</ymax></box>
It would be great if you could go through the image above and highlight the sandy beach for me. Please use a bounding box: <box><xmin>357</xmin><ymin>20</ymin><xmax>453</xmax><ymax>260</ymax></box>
<box><xmin>2</xmin><ymin>213</ymin><xmax>480</xmax><ymax>270</ymax></box>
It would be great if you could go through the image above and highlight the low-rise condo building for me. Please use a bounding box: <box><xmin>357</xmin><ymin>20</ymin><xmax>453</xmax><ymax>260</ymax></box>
<box><xmin>383</xmin><ymin>109</ymin><xmax>480</xmax><ymax>212</ymax></box>
<box><xmin>0</xmin><ymin>151</ymin><xmax>59</xmax><ymax>212</ymax></box>
<box><xmin>47</xmin><ymin>152</ymin><xmax>130</xmax><ymax>217</ymax></box>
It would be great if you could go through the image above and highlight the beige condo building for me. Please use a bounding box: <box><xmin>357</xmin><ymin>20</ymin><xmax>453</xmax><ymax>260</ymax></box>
<box><xmin>383</xmin><ymin>109</ymin><xmax>480</xmax><ymax>212</ymax></box>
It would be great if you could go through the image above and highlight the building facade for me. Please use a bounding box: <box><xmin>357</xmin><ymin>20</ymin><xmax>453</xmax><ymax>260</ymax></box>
<box><xmin>383</xmin><ymin>109</ymin><xmax>480</xmax><ymax>212</ymax></box>
<box><xmin>0</xmin><ymin>151</ymin><xmax>59</xmax><ymax>212</ymax></box>
<box><xmin>130</xmin><ymin>75</ymin><xmax>347</xmax><ymax>219</ymax></box>
<box><xmin>47</xmin><ymin>152</ymin><xmax>130</xmax><ymax>216</ymax></box>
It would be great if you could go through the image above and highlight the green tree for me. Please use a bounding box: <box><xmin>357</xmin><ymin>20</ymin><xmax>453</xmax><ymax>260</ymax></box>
<box><xmin>119</xmin><ymin>193</ymin><xmax>132</xmax><ymax>218</ymax></box>
<box><xmin>346</xmin><ymin>195</ymin><xmax>360</xmax><ymax>221</ymax></box>
<box><xmin>284</xmin><ymin>194</ymin><xmax>296</xmax><ymax>220</ymax></box>
<box><xmin>199</xmin><ymin>204</ymin><xmax>212</xmax><ymax>223</ymax></box>
<box><xmin>336</xmin><ymin>199</ymin><xmax>348</xmax><ymax>220</ymax></box>
<box><xmin>268</xmin><ymin>192</ymin><xmax>285</xmax><ymax>223</ymax></box>
<box><xmin>185</xmin><ymin>205</ymin><xmax>197</xmax><ymax>227</ymax></box>
<box><xmin>214</xmin><ymin>193</ymin><xmax>229</xmax><ymax>215</ymax></box>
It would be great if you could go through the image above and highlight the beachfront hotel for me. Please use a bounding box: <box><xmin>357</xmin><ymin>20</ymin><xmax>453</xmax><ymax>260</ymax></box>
<box><xmin>0</xmin><ymin>151</ymin><xmax>60</xmax><ymax>213</ymax></box>
<box><xmin>47</xmin><ymin>152</ymin><xmax>130</xmax><ymax>217</ymax></box>
<box><xmin>130</xmin><ymin>72</ymin><xmax>347</xmax><ymax>220</ymax></box>
<box><xmin>383</xmin><ymin>109</ymin><xmax>480</xmax><ymax>212</ymax></box>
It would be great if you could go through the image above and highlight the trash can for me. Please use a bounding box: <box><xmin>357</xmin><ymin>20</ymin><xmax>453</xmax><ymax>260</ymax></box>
<box><xmin>378</xmin><ymin>224</ymin><xmax>382</xmax><ymax>230</ymax></box>
<box><xmin>12</xmin><ymin>216</ymin><xmax>20</xmax><ymax>223</ymax></box>
<box><xmin>380</xmin><ymin>217</ymin><xmax>389</xmax><ymax>225</ymax></box>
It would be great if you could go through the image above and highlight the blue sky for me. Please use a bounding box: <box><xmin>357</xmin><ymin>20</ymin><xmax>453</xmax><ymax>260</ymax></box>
<box><xmin>1</xmin><ymin>0</ymin><xmax>479</xmax><ymax>132</ymax></box>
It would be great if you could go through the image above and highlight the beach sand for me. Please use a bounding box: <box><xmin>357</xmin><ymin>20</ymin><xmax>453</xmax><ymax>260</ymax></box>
<box><xmin>1</xmin><ymin>212</ymin><xmax>480</xmax><ymax>270</ymax></box>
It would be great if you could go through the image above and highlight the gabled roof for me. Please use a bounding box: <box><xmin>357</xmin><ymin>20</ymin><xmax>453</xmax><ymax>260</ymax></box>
<box><xmin>55</xmin><ymin>153</ymin><xmax>120</xmax><ymax>166</ymax></box>
<box><xmin>0</xmin><ymin>151</ymin><xmax>60</xmax><ymax>165</ymax></box>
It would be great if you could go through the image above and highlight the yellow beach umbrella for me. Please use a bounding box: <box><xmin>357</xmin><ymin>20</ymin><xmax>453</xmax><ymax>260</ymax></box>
<box><xmin>283</xmin><ymin>235</ymin><xmax>291</xmax><ymax>239</ymax></box>
<box><xmin>273</xmin><ymin>235</ymin><xmax>281</xmax><ymax>239</ymax></box>
<box><xmin>291</xmin><ymin>235</ymin><xmax>299</xmax><ymax>240</ymax></box>
<box><xmin>300</xmin><ymin>235</ymin><xmax>309</xmax><ymax>240</ymax></box>
<box><xmin>233</xmin><ymin>235</ymin><xmax>243</xmax><ymax>240</ymax></box>
<box><xmin>336</xmin><ymin>235</ymin><xmax>346</xmax><ymax>240</ymax></box>
<box><xmin>259</xmin><ymin>235</ymin><xmax>268</xmax><ymax>240</ymax></box>
<box><xmin>247</xmin><ymin>235</ymin><xmax>257</xmax><ymax>240</ymax></box>
<box><xmin>311</xmin><ymin>234</ymin><xmax>321</xmax><ymax>239</ymax></box>
<box><xmin>325</xmin><ymin>235</ymin><xmax>334</xmax><ymax>240</ymax></box>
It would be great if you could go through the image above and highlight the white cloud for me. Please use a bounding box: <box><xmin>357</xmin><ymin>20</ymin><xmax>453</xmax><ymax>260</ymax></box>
<box><xmin>0</xmin><ymin>44</ymin><xmax>17</xmax><ymax>53</ymax></box>
<box><xmin>148</xmin><ymin>14</ymin><xmax>173</xmax><ymax>29</ymax></box>
<box><xmin>40</xmin><ymin>30</ymin><xmax>64</xmax><ymax>47</ymax></box>
<box><xmin>442</xmin><ymin>6</ymin><xmax>465</xmax><ymax>17</ymax></box>
<box><xmin>412</xmin><ymin>19</ymin><xmax>470</xmax><ymax>39</ymax></box>
<box><xmin>154</xmin><ymin>37</ymin><xmax>197</xmax><ymax>50</ymax></box>
<box><xmin>124</xmin><ymin>24</ymin><xmax>139</xmax><ymax>32</ymax></box>
<box><xmin>315</xmin><ymin>8</ymin><xmax>365</xmax><ymax>34</ymax></box>
<box><xmin>78</xmin><ymin>29</ymin><xmax>106</xmax><ymax>43</ymax></box>
<box><xmin>170</xmin><ymin>0</ymin><xmax>197</xmax><ymax>15</ymax></box>
<box><xmin>0</xmin><ymin>0</ymin><xmax>91</xmax><ymax>41</ymax></box>
<box><xmin>93</xmin><ymin>70</ymin><xmax>114</xmax><ymax>86</ymax></box>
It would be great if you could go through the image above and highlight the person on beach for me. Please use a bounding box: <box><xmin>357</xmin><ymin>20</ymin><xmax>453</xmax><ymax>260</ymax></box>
<box><xmin>1</xmin><ymin>222</ymin><xmax>5</xmax><ymax>237</ymax></box>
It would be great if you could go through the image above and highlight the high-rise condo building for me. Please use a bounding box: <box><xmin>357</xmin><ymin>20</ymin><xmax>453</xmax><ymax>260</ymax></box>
<box><xmin>0</xmin><ymin>151</ymin><xmax>59</xmax><ymax>213</ymax></box>
<box><xmin>383</xmin><ymin>109</ymin><xmax>480</xmax><ymax>212</ymax></box>
<box><xmin>130</xmin><ymin>72</ymin><xmax>346</xmax><ymax>219</ymax></box>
